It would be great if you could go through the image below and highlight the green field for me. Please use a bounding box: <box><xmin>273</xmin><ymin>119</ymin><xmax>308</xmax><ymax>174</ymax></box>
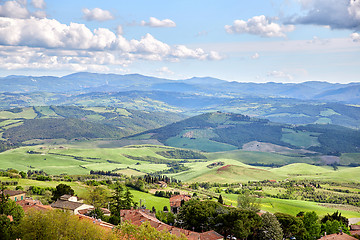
<box><xmin>0</xmin><ymin>177</ymin><xmax>90</xmax><ymax>198</ymax></box>
<box><xmin>281</xmin><ymin>128</ymin><xmax>320</xmax><ymax>148</ymax></box>
<box><xmin>221</xmin><ymin>193</ymin><xmax>360</xmax><ymax>218</ymax></box>
<box><xmin>207</xmin><ymin>149</ymin><xmax>316</xmax><ymax>165</ymax></box>
<box><xmin>165</xmin><ymin>136</ymin><xmax>237</xmax><ymax>152</ymax></box>
<box><xmin>270</xmin><ymin>163</ymin><xmax>332</xmax><ymax>176</ymax></box>
<box><xmin>0</xmin><ymin>145</ymin><xmax>178</xmax><ymax>175</ymax></box>
<box><xmin>0</xmin><ymin>107</ymin><xmax>37</xmax><ymax>119</ymax></box>
<box><xmin>130</xmin><ymin>189</ymin><xmax>170</xmax><ymax>212</ymax></box>
<box><xmin>1</xmin><ymin>145</ymin><xmax>359</xmax><ymax>183</ymax></box>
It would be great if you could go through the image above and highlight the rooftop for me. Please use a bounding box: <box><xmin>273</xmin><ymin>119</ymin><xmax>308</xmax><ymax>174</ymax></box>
<box><xmin>1</xmin><ymin>190</ymin><xmax>26</xmax><ymax>197</ymax></box>
<box><xmin>318</xmin><ymin>233</ymin><xmax>358</xmax><ymax>240</ymax></box>
<box><xmin>51</xmin><ymin>199</ymin><xmax>85</xmax><ymax>210</ymax></box>
<box><xmin>121</xmin><ymin>209</ymin><xmax>223</xmax><ymax>240</ymax></box>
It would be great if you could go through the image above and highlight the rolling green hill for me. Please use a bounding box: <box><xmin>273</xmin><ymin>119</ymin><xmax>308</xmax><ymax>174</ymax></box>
<box><xmin>0</xmin><ymin>106</ymin><xmax>184</xmax><ymax>147</ymax></box>
<box><xmin>131</xmin><ymin>112</ymin><xmax>360</xmax><ymax>156</ymax></box>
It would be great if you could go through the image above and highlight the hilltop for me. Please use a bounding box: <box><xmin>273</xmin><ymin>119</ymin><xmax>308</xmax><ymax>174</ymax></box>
<box><xmin>0</xmin><ymin>106</ymin><xmax>184</xmax><ymax>148</ymax></box>
<box><xmin>131</xmin><ymin>112</ymin><xmax>360</xmax><ymax>155</ymax></box>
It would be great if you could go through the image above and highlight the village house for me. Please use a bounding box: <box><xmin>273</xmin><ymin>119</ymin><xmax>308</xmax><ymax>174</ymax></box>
<box><xmin>51</xmin><ymin>194</ymin><xmax>94</xmax><ymax>215</ymax></box>
<box><xmin>170</xmin><ymin>194</ymin><xmax>191</xmax><ymax>214</ymax></box>
<box><xmin>1</xmin><ymin>189</ymin><xmax>26</xmax><ymax>201</ymax></box>
<box><xmin>121</xmin><ymin>209</ymin><xmax>223</xmax><ymax>240</ymax></box>
<box><xmin>17</xmin><ymin>198</ymin><xmax>52</xmax><ymax>212</ymax></box>
<box><xmin>317</xmin><ymin>233</ymin><xmax>358</xmax><ymax>240</ymax></box>
<box><xmin>350</xmin><ymin>225</ymin><xmax>360</xmax><ymax>237</ymax></box>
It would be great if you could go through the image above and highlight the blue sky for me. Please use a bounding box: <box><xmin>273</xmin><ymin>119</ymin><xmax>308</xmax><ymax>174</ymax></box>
<box><xmin>0</xmin><ymin>0</ymin><xmax>359</xmax><ymax>83</ymax></box>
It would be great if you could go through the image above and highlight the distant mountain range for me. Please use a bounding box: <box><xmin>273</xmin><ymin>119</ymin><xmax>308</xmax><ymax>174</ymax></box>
<box><xmin>1</xmin><ymin>72</ymin><xmax>360</xmax><ymax>104</ymax></box>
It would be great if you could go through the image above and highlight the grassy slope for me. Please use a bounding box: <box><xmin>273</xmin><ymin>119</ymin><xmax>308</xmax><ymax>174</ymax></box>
<box><xmin>221</xmin><ymin>193</ymin><xmax>360</xmax><ymax>218</ymax></box>
<box><xmin>270</xmin><ymin>163</ymin><xmax>333</xmax><ymax>176</ymax></box>
<box><xmin>130</xmin><ymin>189</ymin><xmax>170</xmax><ymax>212</ymax></box>
<box><xmin>207</xmin><ymin>149</ymin><xmax>316</xmax><ymax>165</ymax></box>
<box><xmin>0</xmin><ymin>177</ymin><xmax>89</xmax><ymax>198</ymax></box>
<box><xmin>0</xmin><ymin>145</ymin><xmax>184</xmax><ymax>175</ymax></box>
<box><xmin>168</xmin><ymin>158</ymin><xmax>284</xmax><ymax>183</ymax></box>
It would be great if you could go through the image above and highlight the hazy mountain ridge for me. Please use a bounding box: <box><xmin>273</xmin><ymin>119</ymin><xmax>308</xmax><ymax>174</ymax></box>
<box><xmin>1</xmin><ymin>72</ymin><xmax>360</xmax><ymax>103</ymax></box>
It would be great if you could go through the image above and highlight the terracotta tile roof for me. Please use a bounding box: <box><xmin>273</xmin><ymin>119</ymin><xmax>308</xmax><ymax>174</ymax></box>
<box><xmin>200</xmin><ymin>230</ymin><xmax>224</xmax><ymax>240</ymax></box>
<box><xmin>170</xmin><ymin>195</ymin><xmax>191</xmax><ymax>208</ymax></box>
<box><xmin>121</xmin><ymin>209</ymin><xmax>223</xmax><ymax>240</ymax></box>
<box><xmin>22</xmin><ymin>204</ymin><xmax>52</xmax><ymax>212</ymax></box>
<box><xmin>318</xmin><ymin>233</ymin><xmax>358</xmax><ymax>240</ymax></box>
<box><xmin>51</xmin><ymin>199</ymin><xmax>85</xmax><ymax>210</ymax></box>
<box><xmin>60</xmin><ymin>194</ymin><xmax>73</xmax><ymax>200</ymax></box>
<box><xmin>16</xmin><ymin>199</ymin><xmax>43</xmax><ymax>207</ymax></box>
<box><xmin>1</xmin><ymin>190</ymin><xmax>26</xmax><ymax>196</ymax></box>
<box><xmin>77</xmin><ymin>214</ymin><xmax>115</xmax><ymax>231</ymax></box>
<box><xmin>350</xmin><ymin>225</ymin><xmax>360</xmax><ymax>231</ymax></box>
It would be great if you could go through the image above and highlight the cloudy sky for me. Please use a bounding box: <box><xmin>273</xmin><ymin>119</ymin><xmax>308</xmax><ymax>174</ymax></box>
<box><xmin>0</xmin><ymin>0</ymin><xmax>359</xmax><ymax>83</ymax></box>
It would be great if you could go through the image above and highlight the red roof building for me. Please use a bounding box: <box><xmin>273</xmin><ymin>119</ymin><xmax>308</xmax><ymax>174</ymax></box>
<box><xmin>170</xmin><ymin>194</ymin><xmax>191</xmax><ymax>214</ymax></box>
<box><xmin>318</xmin><ymin>233</ymin><xmax>358</xmax><ymax>240</ymax></box>
<box><xmin>120</xmin><ymin>209</ymin><xmax>223</xmax><ymax>240</ymax></box>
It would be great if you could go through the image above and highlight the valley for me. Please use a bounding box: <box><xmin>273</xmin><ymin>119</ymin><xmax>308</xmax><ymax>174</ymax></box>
<box><xmin>1</xmin><ymin>73</ymin><xmax>360</xmax><ymax>239</ymax></box>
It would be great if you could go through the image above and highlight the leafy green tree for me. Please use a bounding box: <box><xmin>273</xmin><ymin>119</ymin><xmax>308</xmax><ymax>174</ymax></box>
<box><xmin>237</xmin><ymin>191</ymin><xmax>260</xmax><ymax>212</ymax></box>
<box><xmin>302</xmin><ymin>211</ymin><xmax>321</xmax><ymax>240</ymax></box>
<box><xmin>51</xmin><ymin>183</ymin><xmax>74</xmax><ymax>201</ymax></box>
<box><xmin>87</xmin><ymin>186</ymin><xmax>109</xmax><ymax>208</ymax></box>
<box><xmin>156</xmin><ymin>211</ymin><xmax>175</xmax><ymax>225</ymax></box>
<box><xmin>177</xmin><ymin>200</ymin><xmax>220</xmax><ymax>232</ymax></box>
<box><xmin>214</xmin><ymin>208</ymin><xmax>262</xmax><ymax>240</ymax></box>
<box><xmin>275</xmin><ymin>212</ymin><xmax>306</xmax><ymax>239</ymax></box>
<box><xmin>88</xmin><ymin>207</ymin><xmax>105</xmax><ymax>220</ymax></box>
<box><xmin>0</xmin><ymin>214</ymin><xmax>13</xmax><ymax>240</ymax></box>
<box><xmin>0</xmin><ymin>185</ymin><xmax>25</xmax><ymax>240</ymax></box>
<box><xmin>321</xmin><ymin>211</ymin><xmax>349</xmax><ymax>226</ymax></box>
<box><xmin>124</xmin><ymin>187</ymin><xmax>135</xmax><ymax>209</ymax></box>
<box><xmin>117</xmin><ymin>220</ymin><xmax>186</xmax><ymax>240</ymax></box>
<box><xmin>218</xmin><ymin>194</ymin><xmax>224</xmax><ymax>204</ymax></box>
<box><xmin>258</xmin><ymin>212</ymin><xmax>283</xmax><ymax>240</ymax></box>
<box><xmin>19</xmin><ymin>209</ymin><xmax>117</xmax><ymax>240</ymax></box>
<box><xmin>177</xmin><ymin>199</ymin><xmax>261</xmax><ymax>239</ymax></box>
<box><xmin>109</xmin><ymin>183</ymin><xmax>134</xmax><ymax>225</ymax></box>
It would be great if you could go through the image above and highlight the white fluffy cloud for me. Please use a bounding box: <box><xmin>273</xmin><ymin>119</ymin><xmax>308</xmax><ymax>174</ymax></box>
<box><xmin>0</xmin><ymin>16</ymin><xmax>221</xmax><ymax>71</ymax></box>
<box><xmin>225</xmin><ymin>15</ymin><xmax>295</xmax><ymax>38</ymax></box>
<box><xmin>351</xmin><ymin>32</ymin><xmax>360</xmax><ymax>42</ymax></box>
<box><xmin>289</xmin><ymin>0</ymin><xmax>360</xmax><ymax>30</ymax></box>
<box><xmin>31</xmin><ymin>0</ymin><xmax>46</xmax><ymax>9</ymax></box>
<box><xmin>157</xmin><ymin>66</ymin><xmax>174</xmax><ymax>75</ymax></box>
<box><xmin>82</xmin><ymin>8</ymin><xmax>114</xmax><ymax>22</ymax></box>
<box><xmin>267</xmin><ymin>70</ymin><xmax>294</xmax><ymax>80</ymax></box>
<box><xmin>251</xmin><ymin>52</ymin><xmax>260</xmax><ymax>59</ymax></box>
<box><xmin>0</xmin><ymin>1</ymin><xmax>29</xmax><ymax>19</ymax></box>
<box><xmin>141</xmin><ymin>17</ymin><xmax>176</xmax><ymax>28</ymax></box>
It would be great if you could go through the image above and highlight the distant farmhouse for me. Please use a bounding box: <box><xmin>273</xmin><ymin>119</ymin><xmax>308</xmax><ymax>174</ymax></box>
<box><xmin>51</xmin><ymin>195</ymin><xmax>94</xmax><ymax>215</ymax></box>
<box><xmin>1</xmin><ymin>189</ymin><xmax>26</xmax><ymax>202</ymax></box>
<box><xmin>170</xmin><ymin>194</ymin><xmax>191</xmax><ymax>214</ymax></box>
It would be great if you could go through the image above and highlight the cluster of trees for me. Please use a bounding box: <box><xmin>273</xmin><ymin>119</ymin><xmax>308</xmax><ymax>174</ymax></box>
<box><xmin>90</xmin><ymin>170</ymin><xmax>124</xmax><ymax>177</ymax></box>
<box><xmin>142</xmin><ymin>174</ymin><xmax>180</xmax><ymax>184</ymax></box>
<box><xmin>3</xmin><ymin>118</ymin><xmax>125</xmax><ymax>143</ymax></box>
<box><xmin>156</xmin><ymin>149</ymin><xmax>206</xmax><ymax>159</ymax></box>
<box><xmin>0</xmin><ymin>141</ymin><xmax>20</xmax><ymax>153</ymax></box>
<box><xmin>297</xmin><ymin>124</ymin><xmax>360</xmax><ymax>154</ymax></box>
<box><xmin>154</xmin><ymin>163</ymin><xmax>190</xmax><ymax>174</ymax></box>
<box><xmin>177</xmin><ymin>197</ymin><xmax>351</xmax><ymax>240</ymax></box>
<box><xmin>154</xmin><ymin>190</ymin><xmax>180</xmax><ymax>198</ymax></box>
